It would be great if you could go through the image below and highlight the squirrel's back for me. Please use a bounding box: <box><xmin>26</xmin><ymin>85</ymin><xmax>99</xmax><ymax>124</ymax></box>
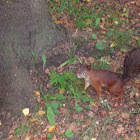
<box><xmin>122</xmin><ymin>48</ymin><xmax>140</xmax><ymax>81</ymax></box>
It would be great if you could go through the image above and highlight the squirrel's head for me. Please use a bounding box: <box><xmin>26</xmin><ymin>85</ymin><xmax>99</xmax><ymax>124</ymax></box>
<box><xmin>76</xmin><ymin>63</ymin><xmax>91</xmax><ymax>79</ymax></box>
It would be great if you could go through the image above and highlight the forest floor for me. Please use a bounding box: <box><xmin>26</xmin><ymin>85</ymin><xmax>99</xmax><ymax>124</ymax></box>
<box><xmin>7</xmin><ymin>0</ymin><xmax>140</xmax><ymax>140</ymax></box>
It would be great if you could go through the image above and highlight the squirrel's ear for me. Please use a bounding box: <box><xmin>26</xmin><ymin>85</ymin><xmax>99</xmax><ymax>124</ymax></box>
<box><xmin>87</xmin><ymin>64</ymin><xmax>91</xmax><ymax>70</ymax></box>
<box><xmin>78</xmin><ymin>58</ymin><xmax>83</xmax><ymax>65</ymax></box>
<box><xmin>81</xmin><ymin>60</ymin><xmax>85</xmax><ymax>65</ymax></box>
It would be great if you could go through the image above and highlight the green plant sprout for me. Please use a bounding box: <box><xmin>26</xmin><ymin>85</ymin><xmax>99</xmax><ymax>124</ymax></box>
<box><xmin>42</xmin><ymin>55</ymin><xmax>46</xmax><ymax>72</ymax></box>
<box><xmin>100</xmin><ymin>99</ymin><xmax>111</xmax><ymax>111</ymax></box>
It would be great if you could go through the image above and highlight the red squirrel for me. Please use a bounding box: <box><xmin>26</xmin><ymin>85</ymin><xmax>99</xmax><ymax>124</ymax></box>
<box><xmin>76</xmin><ymin>48</ymin><xmax>140</xmax><ymax>102</ymax></box>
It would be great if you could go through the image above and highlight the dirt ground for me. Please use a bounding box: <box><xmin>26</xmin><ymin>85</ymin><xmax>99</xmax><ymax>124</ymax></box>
<box><xmin>6</xmin><ymin>29</ymin><xmax>140</xmax><ymax>140</ymax></box>
<box><xmin>0</xmin><ymin>0</ymin><xmax>140</xmax><ymax>139</ymax></box>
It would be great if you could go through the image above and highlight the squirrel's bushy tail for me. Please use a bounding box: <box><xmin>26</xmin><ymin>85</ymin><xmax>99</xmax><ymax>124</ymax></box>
<box><xmin>122</xmin><ymin>48</ymin><xmax>140</xmax><ymax>81</ymax></box>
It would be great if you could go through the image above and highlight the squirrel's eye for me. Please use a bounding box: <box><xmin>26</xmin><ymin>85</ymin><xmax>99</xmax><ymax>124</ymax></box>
<box><xmin>83</xmin><ymin>71</ymin><xmax>86</xmax><ymax>75</ymax></box>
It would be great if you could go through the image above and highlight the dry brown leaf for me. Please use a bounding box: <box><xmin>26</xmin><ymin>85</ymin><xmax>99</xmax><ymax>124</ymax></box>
<box><xmin>132</xmin><ymin>36</ymin><xmax>139</xmax><ymax>40</ymax></box>
<box><xmin>136</xmin><ymin>125</ymin><xmax>140</xmax><ymax>132</ymax></box>
<box><xmin>89</xmin><ymin>57</ymin><xmax>94</xmax><ymax>63</ymax></box>
<box><xmin>117</xmin><ymin>125</ymin><xmax>124</xmax><ymax>135</ymax></box>
<box><xmin>69</xmin><ymin>123</ymin><xmax>77</xmax><ymax>133</ymax></box>
<box><xmin>47</xmin><ymin>83</ymin><xmax>50</xmax><ymax>88</ymax></box>
<box><xmin>59</xmin><ymin>89</ymin><xmax>64</xmax><ymax>94</ymax></box>
<box><xmin>72</xmin><ymin>113</ymin><xmax>77</xmax><ymax>119</ymax></box>
<box><xmin>45</xmin><ymin>69</ymin><xmax>50</xmax><ymax>74</ymax></box>
<box><xmin>24</xmin><ymin>135</ymin><xmax>31</xmax><ymax>140</ymax></box>
<box><xmin>42</xmin><ymin>128</ymin><xmax>48</xmax><ymax>134</ymax></box>
<box><xmin>130</xmin><ymin>92</ymin><xmax>135</xmax><ymax>98</ymax></box>
<box><xmin>121</xmin><ymin>113</ymin><xmax>130</xmax><ymax>119</ymax></box>
<box><xmin>88</xmin><ymin>111</ymin><xmax>94</xmax><ymax>117</ymax></box>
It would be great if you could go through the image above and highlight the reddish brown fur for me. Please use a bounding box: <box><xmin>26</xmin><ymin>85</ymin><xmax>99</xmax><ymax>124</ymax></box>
<box><xmin>76</xmin><ymin>64</ymin><xmax>124</xmax><ymax>102</ymax></box>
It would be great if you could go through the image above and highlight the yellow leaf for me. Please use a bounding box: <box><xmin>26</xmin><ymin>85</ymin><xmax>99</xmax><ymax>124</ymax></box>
<box><xmin>34</xmin><ymin>91</ymin><xmax>40</xmax><ymax>96</ymax></box>
<box><xmin>34</xmin><ymin>91</ymin><xmax>40</xmax><ymax>103</ymax></box>
<box><xmin>37</xmin><ymin>110</ymin><xmax>45</xmax><ymax>117</ymax></box>
<box><xmin>111</xmin><ymin>42</ymin><xmax>116</xmax><ymax>47</ymax></box>
<box><xmin>24</xmin><ymin>135</ymin><xmax>31</xmax><ymax>140</ymax></box>
<box><xmin>123</xmin><ymin>8</ymin><xmax>126</xmax><ymax>12</ymax></box>
<box><xmin>0</xmin><ymin>120</ymin><xmax>2</xmax><ymax>125</ymax></box>
<box><xmin>87</xmin><ymin>0</ymin><xmax>91</xmax><ymax>2</ymax></box>
<box><xmin>91</xmin><ymin>138</ymin><xmax>96</xmax><ymax>140</ymax></box>
<box><xmin>54</xmin><ymin>19</ymin><xmax>60</xmax><ymax>24</ymax></box>
<box><xmin>124</xmin><ymin>12</ymin><xmax>128</xmax><ymax>18</ymax></box>
<box><xmin>120</xmin><ymin>13</ymin><xmax>125</xmax><ymax>17</ymax></box>
<box><xmin>85</xmin><ymin>19</ymin><xmax>91</xmax><ymax>26</ymax></box>
<box><xmin>30</xmin><ymin>118</ymin><xmax>38</xmax><ymax>123</ymax></box>
<box><xmin>48</xmin><ymin>125</ymin><xmax>55</xmax><ymax>132</ymax></box>
<box><xmin>130</xmin><ymin>1</ymin><xmax>135</xmax><ymax>4</ymax></box>
<box><xmin>102</xmin><ymin>17</ymin><xmax>105</xmax><ymax>23</ymax></box>
<box><xmin>22</xmin><ymin>108</ymin><xmax>29</xmax><ymax>116</ymax></box>
<box><xmin>114</xmin><ymin>21</ymin><xmax>118</xmax><ymax>25</ymax></box>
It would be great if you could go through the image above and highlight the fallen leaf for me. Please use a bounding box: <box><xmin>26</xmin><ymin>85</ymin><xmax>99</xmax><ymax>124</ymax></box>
<box><xmin>69</xmin><ymin>123</ymin><xmax>77</xmax><ymax>133</ymax></box>
<box><xmin>54</xmin><ymin>19</ymin><xmax>60</xmax><ymax>24</ymax></box>
<box><xmin>117</xmin><ymin>125</ymin><xmax>124</xmax><ymax>135</ymax></box>
<box><xmin>24</xmin><ymin>135</ymin><xmax>31</xmax><ymax>140</ymax></box>
<box><xmin>22</xmin><ymin>108</ymin><xmax>29</xmax><ymax>116</ymax></box>
<box><xmin>42</xmin><ymin>128</ymin><xmax>48</xmax><ymax>134</ymax></box>
<box><xmin>34</xmin><ymin>91</ymin><xmax>40</xmax><ymax>96</ymax></box>
<box><xmin>72</xmin><ymin>113</ymin><xmax>77</xmax><ymax>119</ymax></box>
<box><xmin>85</xmin><ymin>19</ymin><xmax>91</xmax><ymax>26</ymax></box>
<box><xmin>130</xmin><ymin>92</ymin><xmax>135</xmax><ymax>98</ymax></box>
<box><xmin>114</xmin><ymin>21</ymin><xmax>118</xmax><ymax>25</ymax></box>
<box><xmin>121</xmin><ymin>113</ymin><xmax>130</xmax><ymax>119</ymax></box>
<box><xmin>52</xmin><ymin>136</ymin><xmax>57</xmax><ymax>140</ymax></box>
<box><xmin>45</xmin><ymin>69</ymin><xmax>50</xmax><ymax>74</ymax></box>
<box><xmin>80</xmin><ymin>57</ymin><xmax>86</xmax><ymax>60</ymax></box>
<box><xmin>48</xmin><ymin>125</ymin><xmax>55</xmax><ymax>133</ymax></box>
<box><xmin>59</xmin><ymin>89</ymin><xmax>64</xmax><ymax>94</ymax></box>
<box><xmin>136</xmin><ymin>125</ymin><xmax>140</xmax><ymax>131</ymax></box>
<box><xmin>34</xmin><ymin>91</ymin><xmax>40</xmax><ymax>103</ymax></box>
<box><xmin>60</xmin><ymin>129</ymin><xmax>65</xmax><ymax>134</ymax></box>
<box><xmin>91</xmin><ymin>138</ymin><xmax>96</xmax><ymax>140</ymax></box>
<box><xmin>89</xmin><ymin>57</ymin><xmax>94</xmax><ymax>63</ymax></box>
<box><xmin>34</xmin><ymin>136</ymin><xmax>39</xmax><ymax>140</ymax></box>
<box><xmin>30</xmin><ymin>118</ymin><xmax>38</xmax><ymax>123</ymax></box>
<box><xmin>37</xmin><ymin>110</ymin><xmax>46</xmax><ymax>117</ymax></box>
<box><xmin>132</xmin><ymin>36</ymin><xmax>139</xmax><ymax>40</ymax></box>
<box><xmin>130</xmin><ymin>1</ymin><xmax>135</xmax><ymax>4</ymax></box>
<box><xmin>77</xmin><ymin>99</ymin><xmax>81</xmax><ymax>103</ymax></box>
<box><xmin>87</xmin><ymin>0</ymin><xmax>91</xmax><ymax>2</ymax></box>
<box><xmin>0</xmin><ymin>120</ymin><xmax>2</xmax><ymax>125</ymax></box>
<box><xmin>136</xmin><ymin>92</ymin><xmax>139</xmax><ymax>98</ymax></box>
<box><xmin>88</xmin><ymin>111</ymin><xmax>94</xmax><ymax>117</ymax></box>
<box><xmin>100</xmin><ymin>24</ymin><xmax>106</xmax><ymax>30</ymax></box>
<box><xmin>111</xmin><ymin>42</ymin><xmax>116</xmax><ymax>47</ymax></box>
<box><xmin>47</xmin><ymin>83</ymin><xmax>50</xmax><ymax>88</ymax></box>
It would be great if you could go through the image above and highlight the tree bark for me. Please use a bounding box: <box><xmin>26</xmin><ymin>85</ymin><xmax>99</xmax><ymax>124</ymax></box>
<box><xmin>0</xmin><ymin>0</ymin><xmax>67</xmax><ymax>138</ymax></box>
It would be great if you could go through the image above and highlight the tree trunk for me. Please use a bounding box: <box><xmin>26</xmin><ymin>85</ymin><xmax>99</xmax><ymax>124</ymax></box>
<box><xmin>0</xmin><ymin>0</ymin><xmax>67</xmax><ymax>138</ymax></box>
